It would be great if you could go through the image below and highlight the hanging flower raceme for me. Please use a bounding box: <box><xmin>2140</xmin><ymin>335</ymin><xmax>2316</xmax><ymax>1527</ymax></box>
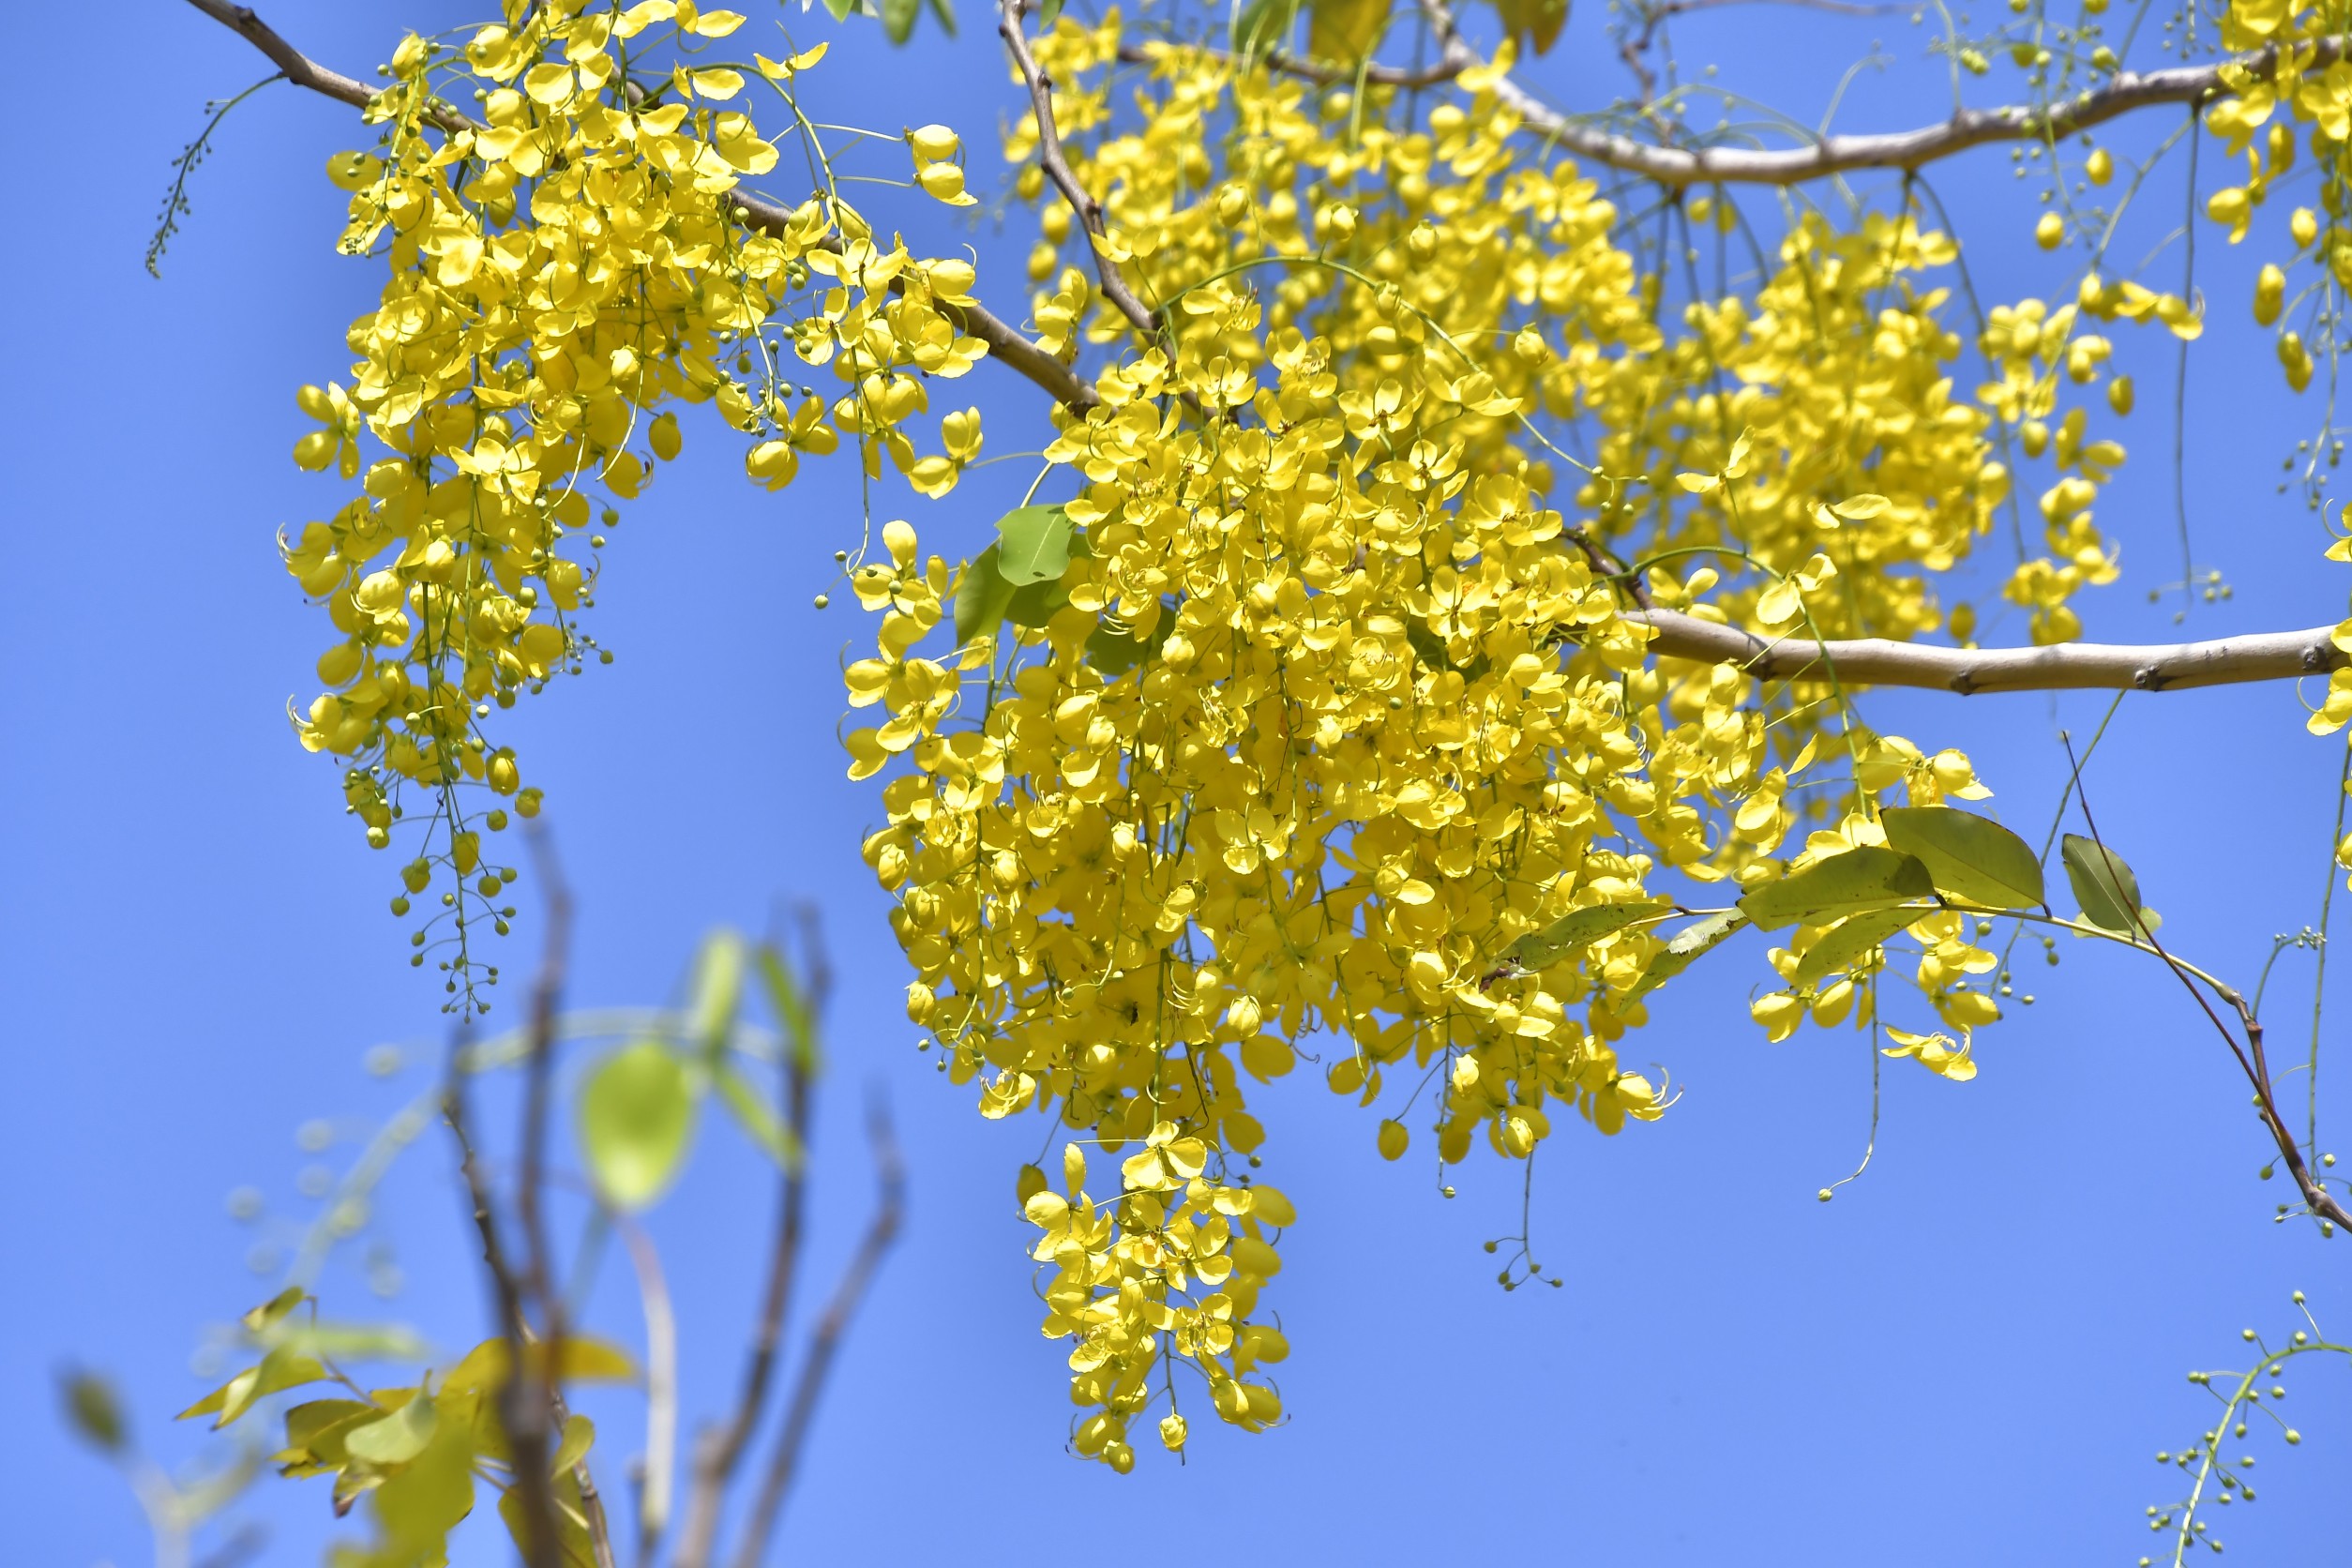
<box><xmin>278</xmin><ymin>2</ymin><xmax>984</xmax><ymax>1005</ymax></box>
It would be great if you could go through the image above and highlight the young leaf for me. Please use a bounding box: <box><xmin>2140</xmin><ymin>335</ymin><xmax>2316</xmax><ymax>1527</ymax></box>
<box><xmin>1737</xmin><ymin>846</ymin><xmax>1936</xmax><ymax>930</ymax></box>
<box><xmin>686</xmin><ymin>928</ymin><xmax>746</xmax><ymax>1061</ymax></box>
<box><xmin>499</xmin><ymin>1465</ymin><xmax>597</xmax><ymax>1568</ymax></box>
<box><xmin>178</xmin><ymin>1342</ymin><xmax>327</xmax><ymax>1427</ymax></box>
<box><xmin>549</xmin><ymin>1412</ymin><xmax>595</xmax><ymax>1477</ymax></box>
<box><xmin>1881</xmin><ymin>806</ymin><xmax>2046</xmax><ymax>911</ymax></box>
<box><xmin>993</xmin><ymin>504</ymin><xmax>1075</xmax><ymax>585</ymax></box>
<box><xmin>343</xmin><ymin>1390</ymin><xmax>438</xmax><ymax>1466</ymax></box>
<box><xmin>2061</xmin><ymin>833</ymin><xmax>2145</xmax><ymax>932</ymax></box>
<box><xmin>757</xmin><ymin>942</ymin><xmax>820</xmax><ymax>1073</ymax></box>
<box><xmin>1792</xmin><ymin>907</ymin><xmax>1922</xmax><ymax>988</ymax></box>
<box><xmin>58</xmin><ymin>1369</ymin><xmax>128</xmax><ymax>1453</ymax></box>
<box><xmin>881</xmin><ymin>0</ymin><xmax>921</xmax><ymax>44</ymax></box>
<box><xmin>927</xmin><ymin>0</ymin><xmax>959</xmax><ymax>36</ymax></box>
<box><xmin>1627</xmin><ymin>911</ymin><xmax>1747</xmax><ymax>1001</ymax></box>
<box><xmin>579</xmin><ymin>1041</ymin><xmax>695</xmax><ymax>1209</ymax></box>
<box><xmin>241</xmin><ymin>1285</ymin><xmax>309</xmax><ymax>1335</ymax></box>
<box><xmin>954</xmin><ymin>545</ymin><xmax>1017</xmax><ymax>647</ymax></box>
<box><xmin>715</xmin><ymin>1060</ymin><xmax>804</xmax><ymax>1170</ymax></box>
<box><xmin>1508</xmin><ymin>902</ymin><xmax>1670</xmax><ymax>972</ymax></box>
<box><xmin>1309</xmin><ymin>0</ymin><xmax>1388</xmax><ymax>60</ymax></box>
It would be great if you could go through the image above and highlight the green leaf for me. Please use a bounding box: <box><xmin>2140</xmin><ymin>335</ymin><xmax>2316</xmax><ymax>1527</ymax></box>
<box><xmin>954</xmin><ymin>545</ymin><xmax>1018</xmax><ymax>647</ymax></box>
<box><xmin>1309</xmin><ymin>0</ymin><xmax>1388</xmax><ymax>60</ymax></box>
<box><xmin>715</xmin><ymin>1061</ymin><xmax>804</xmax><ymax>1170</ymax></box>
<box><xmin>241</xmin><ymin>1285</ymin><xmax>309</xmax><ymax>1335</ymax></box>
<box><xmin>1232</xmin><ymin>0</ymin><xmax>1300</xmax><ymax>51</ymax></box>
<box><xmin>1881</xmin><ymin>807</ymin><xmax>2045</xmax><ymax>911</ymax></box>
<box><xmin>178</xmin><ymin>1342</ymin><xmax>327</xmax><ymax>1427</ymax></box>
<box><xmin>579</xmin><ymin>1041</ymin><xmax>696</xmax><ymax>1209</ymax></box>
<box><xmin>817</xmin><ymin>0</ymin><xmax>856</xmax><ymax>18</ymax></box>
<box><xmin>499</xmin><ymin>1465</ymin><xmax>597</xmax><ymax>1568</ymax></box>
<box><xmin>1627</xmin><ymin>911</ymin><xmax>1748</xmax><ymax>1002</ymax></box>
<box><xmin>1087</xmin><ymin>613</ymin><xmax>1173</xmax><ymax>677</ymax></box>
<box><xmin>686</xmin><ymin>928</ymin><xmax>746</xmax><ymax>1061</ymax></box>
<box><xmin>58</xmin><ymin>1369</ymin><xmax>128</xmax><ymax>1453</ymax></box>
<box><xmin>373</xmin><ymin>1415</ymin><xmax>475</xmax><ymax>1555</ymax></box>
<box><xmin>2062</xmin><ymin>832</ymin><xmax>2146</xmax><ymax>932</ymax></box>
<box><xmin>278</xmin><ymin>1398</ymin><xmax>379</xmax><ymax>1471</ymax></box>
<box><xmin>1509</xmin><ymin>902</ymin><xmax>1670</xmax><ymax>972</ymax></box>
<box><xmin>994</xmin><ymin>504</ymin><xmax>1075</xmax><ymax>585</ymax></box>
<box><xmin>928</xmin><ymin>0</ymin><xmax>959</xmax><ymax>36</ymax></box>
<box><xmin>881</xmin><ymin>0</ymin><xmax>920</xmax><ymax>44</ymax></box>
<box><xmin>344</xmin><ymin>1391</ymin><xmax>438</xmax><ymax>1466</ymax></box>
<box><xmin>1792</xmin><ymin>907</ymin><xmax>1922</xmax><ymax>988</ymax></box>
<box><xmin>441</xmin><ymin>1335</ymin><xmax>641</xmax><ymax>1395</ymax></box>
<box><xmin>1738</xmin><ymin>846</ymin><xmax>1936</xmax><ymax>931</ymax></box>
<box><xmin>1406</xmin><ymin>619</ymin><xmax>1490</xmax><ymax>683</ymax></box>
<box><xmin>550</xmin><ymin>1413</ymin><xmax>595</xmax><ymax>1477</ymax></box>
<box><xmin>757</xmin><ymin>942</ymin><xmax>821</xmax><ymax>1073</ymax></box>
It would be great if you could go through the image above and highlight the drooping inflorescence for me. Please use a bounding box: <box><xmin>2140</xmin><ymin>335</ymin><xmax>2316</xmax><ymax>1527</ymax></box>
<box><xmin>250</xmin><ymin>0</ymin><xmax>2352</xmax><ymax>1482</ymax></box>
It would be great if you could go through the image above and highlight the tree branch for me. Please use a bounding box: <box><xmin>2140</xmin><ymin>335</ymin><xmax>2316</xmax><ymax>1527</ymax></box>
<box><xmin>177</xmin><ymin>0</ymin><xmax>1101</xmax><ymax>412</ymax></box>
<box><xmin>669</xmin><ymin>1050</ymin><xmax>812</xmax><ymax>1568</ymax></box>
<box><xmin>1412</xmin><ymin>0</ymin><xmax>2342</xmax><ymax>187</ymax></box>
<box><xmin>1628</xmin><ymin>608</ymin><xmax>2350</xmax><ymax>693</ymax></box>
<box><xmin>728</xmin><ymin>1093</ymin><xmax>906</xmax><ymax>1568</ymax></box>
<box><xmin>443</xmin><ymin>1042</ymin><xmax>560</xmax><ymax>1568</ymax></box>
<box><xmin>1002</xmin><ymin>0</ymin><xmax>1165</xmax><ymax>339</ymax></box>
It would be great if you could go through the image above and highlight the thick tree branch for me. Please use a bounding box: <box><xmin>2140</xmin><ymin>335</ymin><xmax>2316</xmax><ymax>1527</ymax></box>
<box><xmin>1414</xmin><ymin>0</ymin><xmax>2344</xmax><ymax>187</ymax></box>
<box><xmin>178</xmin><ymin>0</ymin><xmax>1101</xmax><ymax>412</ymax></box>
<box><xmin>1630</xmin><ymin>608</ymin><xmax>2350</xmax><ymax>693</ymax></box>
<box><xmin>1116</xmin><ymin>37</ymin><xmax>1462</xmax><ymax>86</ymax></box>
<box><xmin>1001</xmin><ymin>0</ymin><xmax>1165</xmax><ymax>339</ymax></box>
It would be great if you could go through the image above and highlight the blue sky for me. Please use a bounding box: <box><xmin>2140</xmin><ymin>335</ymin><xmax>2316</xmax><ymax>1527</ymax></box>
<box><xmin>7</xmin><ymin>2</ymin><xmax>2352</xmax><ymax>1563</ymax></box>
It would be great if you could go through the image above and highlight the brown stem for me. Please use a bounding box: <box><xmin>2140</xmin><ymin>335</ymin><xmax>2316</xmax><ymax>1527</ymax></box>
<box><xmin>2065</xmin><ymin>740</ymin><xmax>2351</xmax><ymax>1233</ymax></box>
<box><xmin>1000</xmin><ymin>0</ymin><xmax>1165</xmax><ymax>340</ymax></box>
<box><xmin>669</xmin><ymin>1056</ymin><xmax>813</xmax><ymax>1568</ymax></box>
<box><xmin>728</xmin><ymin>1095</ymin><xmax>906</xmax><ymax>1568</ymax></box>
<box><xmin>1417</xmin><ymin>0</ymin><xmax>2345</xmax><ymax>187</ymax></box>
<box><xmin>443</xmin><ymin>1041</ymin><xmax>560</xmax><ymax>1568</ymax></box>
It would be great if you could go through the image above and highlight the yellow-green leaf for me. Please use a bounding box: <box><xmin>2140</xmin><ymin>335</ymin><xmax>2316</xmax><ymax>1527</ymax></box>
<box><xmin>1739</xmin><ymin>847</ymin><xmax>1935</xmax><ymax>930</ymax></box>
<box><xmin>580</xmin><ymin>1040</ymin><xmax>696</xmax><ymax>1209</ymax></box>
<box><xmin>1509</xmin><ymin>902</ymin><xmax>1670</xmax><ymax>972</ymax></box>
<box><xmin>2061</xmin><ymin>833</ymin><xmax>2144</xmax><ymax>932</ymax></box>
<box><xmin>1792</xmin><ymin>907</ymin><xmax>1922</xmax><ymax>988</ymax></box>
<box><xmin>1881</xmin><ymin>807</ymin><xmax>2045</xmax><ymax>911</ymax></box>
<box><xmin>344</xmin><ymin>1389</ymin><xmax>438</xmax><ymax>1466</ymax></box>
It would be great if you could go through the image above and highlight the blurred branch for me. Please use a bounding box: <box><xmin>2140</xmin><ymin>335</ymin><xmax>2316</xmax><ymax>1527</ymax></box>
<box><xmin>671</xmin><ymin>1040</ymin><xmax>814</xmax><ymax>1568</ymax></box>
<box><xmin>616</xmin><ymin>1219</ymin><xmax>679</xmax><ymax>1568</ymax></box>
<box><xmin>730</xmin><ymin>1094</ymin><xmax>906</xmax><ymax>1568</ymax></box>
<box><xmin>443</xmin><ymin>1039</ymin><xmax>559</xmax><ymax>1568</ymax></box>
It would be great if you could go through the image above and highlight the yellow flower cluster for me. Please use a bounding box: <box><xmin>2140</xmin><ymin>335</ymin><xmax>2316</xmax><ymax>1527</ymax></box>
<box><xmin>277</xmin><ymin>0</ymin><xmax>982</xmax><ymax>1001</ymax></box>
<box><xmin>1020</xmin><ymin>1141</ymin><xmax>1294</xmax><ymax>1469</ymax></box>
<box><xmin>834</xmin><ymin>17</ymin><xmax>2043</xmax><ymax>1458</ymax></box>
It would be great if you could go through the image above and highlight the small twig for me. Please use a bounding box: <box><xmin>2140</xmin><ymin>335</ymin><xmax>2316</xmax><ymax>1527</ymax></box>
<box><xmin>1000</xmin><ymin>0</ymin><xmax>1163</xmax><ymax>339</ymax></box>
<box><xmin>1115</xmin><ymin>38</ymin><xmax>1461</xmax><ymax>86</ymax></box>
<box><xmin>729</xmin><ymin>1093</ymin><xmax>907</xmax><ymax>1568</ymax></box>
<box><xmin>2064</xmin><ymin>739</ymin><xmax>2352</xmax><ymax>1232</ymax></box>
